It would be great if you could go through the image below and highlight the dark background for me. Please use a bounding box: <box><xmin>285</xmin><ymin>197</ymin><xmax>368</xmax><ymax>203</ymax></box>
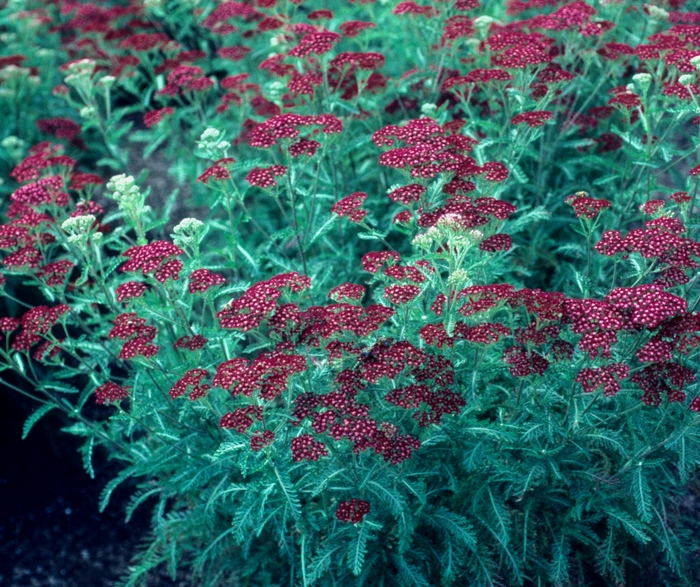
<box><xmin>0</xmin><ymin>391</ymin><xmax>190</xmax><ymax>586</ymax></box>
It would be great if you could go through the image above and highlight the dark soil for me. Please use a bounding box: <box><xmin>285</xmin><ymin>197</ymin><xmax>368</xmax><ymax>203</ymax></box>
<box><xmin>0</xmin><ymin>393</ymin><xmax>191</xmax><ymax>587</ymax></box>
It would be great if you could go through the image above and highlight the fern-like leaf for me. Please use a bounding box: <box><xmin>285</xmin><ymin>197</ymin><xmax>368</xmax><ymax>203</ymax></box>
<box><xmin>22</xmin><ymin>403</ymin><xmax>56</xmax><ymax>439</ymax></box>
<box><xmin>631</xmin><ymin>465</ymin><xmax>652</xmax><ymax>522</ymax></box>
<box><xmin>99</xmin><ymin>466</ymin><xmax>136</xmax><ymax>512</ymax></box>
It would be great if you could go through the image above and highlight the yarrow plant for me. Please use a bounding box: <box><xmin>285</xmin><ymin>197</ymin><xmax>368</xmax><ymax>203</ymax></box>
<box><xmin>3</xmin><ymin>0</ymin><xmax>700</xmax><ymax>586</ymax></box>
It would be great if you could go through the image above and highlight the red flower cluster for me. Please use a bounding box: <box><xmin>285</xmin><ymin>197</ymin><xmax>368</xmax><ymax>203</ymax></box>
<box><xmin>247</xmin><ymin>113</ymin><xmax>342</xmax><ymax>148</ymax></box>
<box><xmin>511</xmin><ymin>111</ymin><xmax>552</xmax><ymax>127</ymax></box>
<box><xmin>393</xmin><ymin>2</ymin><xmax>436</xmax><ymax>17</ymax></box>
<box><xmin>291</xmin><ymin>434</ymin><xmax>329</xmax><ymax>461</ymax></box>
<box><xmin>417</xmin><ymin>196</ymin><xmax>516</xmax><ymax>229</ymax></box>
<box><xmin>331</xmin><ymin>192</ymin><xmax>368</xmax><ymax>223</ymax></box>
<box><xmin>170</xmin><ymin>369</ymin><xmax>210</xmax><ymax>400</ymax></box>
<box><xmin>288</xmin><ymin>31</ymin><xmax>341</xmax><ymax>57</ymax></box>
<box><xmin>565</xmin><ymin>193</ymin><xmax>611</xmax><ymax>219</ymax></box>
<box><xmin>250</xmin><ymin>430</ymin><xmax>275</xmax><ymax>451</ymax></box>
<box><xmin>384</xmin><ymin>284</ymin><xmax>421</xmax><ymax>305</ymax></box>
<box><xmin>143</xmin><ymin>107</ymin><xmax>175</xmax><ymax>128</ymax></box>
<box><xmin>330</xmin><ymin>52</ymin><xmax>385</xmax><ymax>70</ymax></box>
<box><xmin>328</xmin><ymin>283</ymin><xmax>365</xmax><ymax>302</ymax></box>
<box><xmin>388</xmin><ymin>184</ymin><xmax>425</xmax><ymax>205</ymax></box>
<box><xmin>631</xmin><ymin>362</ymin><xmax>695</xmax><ymax>406</ymax></box>
<box><xmin>37</xmin><ymin>260</ymin><xmax>74</xmax><ymax>286</ymax></box>
<box><xmin>94</xmin><ymin>381</ymin><xmax>131</xmax><ymax>405</ymax></box>
<box><xmin>70</xmin><ymin>174</ymin><xmax>104</xmax><ymax>193</ymax></box>
<box><xmin>502</xmin><ymin>347</ymin><xmax>549</xmax><ymax>377</ymax></box>
<box><xmin>160</xmin><ymin>65</ymin><xmax>213</xmax><ymax>96</ymax></box>
<box><xmin>11</xmin><ymin>175</ymin><xmax>68</xmax><ymax>208</ymax></box>
<box><xmin>10</xmin><ymin>143</ymin><xmax>75</xmax><ymax>184</ymax></box>
<box><xmin>361</xmin><ymin>251</ymin><xmax>401</xmax><ymax>273</ymax></box>
<box><xmin>575</xmin><ymin>364</ymin><xmax>630</xmax><ymax>396</ymax></box>
<box><xmin>385</xmin><ymin>383</ymin><xmax>466</xmax><ymax>427</ymax></box>
<box><xmin>292</xmin><ymin>340</ymin><xmax>456</xmax><ymax>464</ymax></box>
<box><xmin>188</xmin><ymin>269</ymin><xmax>225</xmax><ymax>294</ymax></box>
<box><xmin>220</xmin><ymin>406</ymin><xmax>263</xmax><ymax>433</ymax></box>
<box><xmin>215</xmin><ymin>349</ymin><xmax>306</xmax><ymax>400</ymax></box>
<box><xmin>383</xmin><ymin>262</ymin><xmax>428</xmax><ymax>283</ymax></box>
<box><xmin>120</xmin><ymin>241</ymin><xmax>184</xmax><ymax>283</ymax></box>
<box><xmin>270</xmin><ymin>303</ymin><xmax>395</xmax><ymax>342</ymax></box>
<box><xmin>443</xmin><ymin>68</ymin><xmax>512</xmax><ymax>91</ymax></box>
<box><xmin>37</xmin><ymin>117</ymin><xmax>83</xmax><ymax>145</ymax></box>
<box><xmin>115</xmin><ymin>281</ymin><xmax>148</xmax><ymax>303</ymax></box>
<box><xmin>109</xmin><ymin>313</ymin><xmax>159</xmax><ymax>360</ymax></box>
<box><xmin>339</xmin><ymin>20</ymin><xmax>375</xmax><ymax>37</ymax></box>
<box><xmin>11</xmin><ymin>304</ymin><xmax>69</xmax><ymax>352</ymax></box>
<box><xmin>245</xmin><ymin>165</ymin><xmax>287</xmax><ymax>188</ymax></box>
<box><xmin>595</xmin><ymin>219</ymin><xmax>700</xmax><ymax>287</ymax></box>
<box><xmin>289</xmin><ymin>138</ymin><xmax>321</xmax><ymax>157</ymax></box>
<box><xmin>373</xmin><ymin>117</ymin><xmax>511</xmax><ymax>190</ymax></box>
<box><xmin>335</xmin><ymin>499</ymin><xmax>370</xmax><ymax>523</ymax></box>
<box><xmin>641</xmin><ymin>200</ymin><xmax>665</xmax><ymax>215</ymax></box>
<box><xmin>479</xmin><ymin>234</ymin><xmax>512</xmax><ymax>252</ymax></box>
<box><xmin>174</xmin><ymin>334</ymin><xmax>208</xmax><ymax>351</ymax></box>
<box><xmin>217</xmin><ymin>272</ymin><xmax>310</xmax><ymax>331</ymax></box>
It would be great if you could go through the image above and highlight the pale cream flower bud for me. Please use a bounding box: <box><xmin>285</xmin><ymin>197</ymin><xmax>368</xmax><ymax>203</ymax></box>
<box><xmin>632</xmin><ymin>73</ymin><xmax>652</xmax><ymax>92</ymax></box>
<box><xmin>646</xmin><ymin>4</ymin><xmax>668</xmax><ymax>22</ymax></box>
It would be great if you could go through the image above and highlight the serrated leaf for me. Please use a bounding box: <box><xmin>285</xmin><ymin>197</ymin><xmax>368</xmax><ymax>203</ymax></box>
<box><xmin>511</xmin><ymin>164</ymin><xmax>528</xmax><ymax>184</ymax></box>
<box><xmin>604</xmin><ymin>509</ymin><xmax>651</xmax><ymax>543</ymax></box>
<box><xmin>307</xmin><ymin>542</ymin><xmax>342</xmax><ymax>584</ymax></box>
<box><xmin>208</xmin><ymin>440</ymin><xmax>247</xmax><ymax>461</ymax></box>
<box><xmin>236</xmin><ymin>244</ymin><xmax>259</xmax><ymax>271</ymax></box>
<box><xmin>143</xmin><ymin>133</ymin><xmax>169</xmax><ymax>159</ymax></box>
<box><xmin>125</xmin><ymin>487</ymin><xmax>161</xmax><ymax>522</ymax></box>
<box><xmin>393</xmin><ymin>554</ymin><xmax>430</xmax><ymax>587</ymax></box>
<box><xmin>632</xmin><ymin>465</ymin><xmax>652</xmax><ymax>523</ymax></box>
<box><xmin>357</xmin><ymin>230</ymin><xmax>387</xmax><ymax>241</ymax></box>
<box><xmin>75</xmin><ymin>264</ymin><xmax>90</xmax><ymax>287</ymax></box>
<box><xmin>273</xmin><ymin>465</ymin><xmax>301</xmax><ymax>521</ymax></box>
<box><xmin>96</xmin><ymin>158</ymin><xmax>123</xmax><ymax>171</ymax></box>
<box><xmin>350</xmin><ymin>523</ymin><xmax>370</xmax><ymax>576</ymax></box>
<box><xmin>592</xmin><ymin>174</ymin><xmax>620</xmax><ymax>186</ymax></box>
<box><xmin>80</xmin><ymin>436</ymin><xmax>95</xmax><ymax>479</ymax></box>
<box><xmin>41</xmin><ymin>382</ymin><xmax>81</xmax><ymax>394</ymax></box>
<box><xmin>424</xmin><ymin>506</ymin><xmax>477</xmax><ymax>550</ymax></box>
<box><xmin>99</xmin><ymin>467</ymin><xmax>135</xmax><ymax>512</ymax></box>
<box><xmin>61</xmin><ymin>422</ymin><xmax>92</xmax><ymax>436</ymax></box>
<box><xmin>307</xmin><ymin>215</ymin><xmax>337</xmax><ymax>248</ymax></box>
<box><xmin>549</xmin><ymin>533</ymin><xmax>570</xmax><ymax>587</ymax></box>
<box><xmin>22</xmin><ymin>403</ymin><xmax>57</xmax><ymax>439</ymax></box>
<box><xmin>508</xmin><ymin>206</ymin><xmax>550</xmax><ymax>232</ymax></box>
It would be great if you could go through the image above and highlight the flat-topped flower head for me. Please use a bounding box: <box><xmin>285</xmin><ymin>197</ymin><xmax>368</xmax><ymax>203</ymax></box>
<box><xmin>94</xmin><ymin>382</ymin><xmax>130</xmax><ymax>405</ymax></box>
<box><xmin>120</xmin><ymin>241</ymin><xmax>184</xmax><ymax>277</ymax></box>
<box><xmin>336</xmin><ymin>499</ymin><xmax>370</xmax><ymax>523</ymax></box>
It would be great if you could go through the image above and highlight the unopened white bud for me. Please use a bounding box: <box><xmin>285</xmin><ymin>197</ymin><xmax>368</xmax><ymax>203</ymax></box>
<box><xmin>632</xmin><ymin>73</ymin><xmax>652</xmax><ymax>92</ymax></box>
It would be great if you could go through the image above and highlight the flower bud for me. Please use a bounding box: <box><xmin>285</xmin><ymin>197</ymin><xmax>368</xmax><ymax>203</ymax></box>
<box><xmin>172</xmin><ymin>217</ymin><xmax>207</xmax><ymax>251</ymax></box>
<box><xmin>97</xmin><ymin>75</ymin><xmax>116</xmax><ymax>90</ymax></box>
<box><xmin>679</xmin><ymin>74</ymin><xmax>694</xmax><ymax>86</ymax></box>
<box><xmin>79</xmin><ymin>106</ymin><xmax>97</xmax><ymax>120</ymax></box>
<box><xmin>62</xmin><ymin>215</ymin><xmax>97</xmax><ymax>245</ymax></box>
<box><xmin>632</xmin><ymin>73</ymin><xmax>652</xmax><ymax>93</ymax></box>
<box><xmin>196</xmin><ymin>127</ymin><xmax>229</xmax><ymax>160</ymax></box>
<box><xmin>447</xmin><ymin>269</ymin><xmax>469</xmax><ymax>287</ymax></box>
<box><xmin>646</xmin><ymin>4</ymin><xmax>668</xmax><ymax>21</ymax></box>
<box><xmin>473</xmin><ymin>16</ymin><xmax>495</xmax><ymax>30</ymax></box>
<box><xmin>420</xmin><ymin>103</ymin><xmax>437</xmax><ymax>116</ymax></box>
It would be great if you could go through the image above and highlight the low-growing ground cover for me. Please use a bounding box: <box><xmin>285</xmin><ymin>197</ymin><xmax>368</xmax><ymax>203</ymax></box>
<box><xmin>2</xmin><ymin>0</ymin><xmax>700</xmax><ymax>585</ymax></box>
